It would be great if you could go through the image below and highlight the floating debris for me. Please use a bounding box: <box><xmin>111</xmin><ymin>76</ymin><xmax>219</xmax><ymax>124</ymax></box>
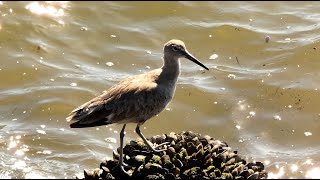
<box><xmin>36</xmin><ymin>150</ymin><xmax>52</xmax><ymax>155</ymax></box>
<box><xmin>249</xmin><ymin>111</ymin><xmax>256</xmax><ymax>117</ymax></box>
<box><xmin>106</xmin><ymin>62</ymin><xmax>114</xmax><ymax>67</ymax></box>
<box><xmin>80</xmin><ymin>27</ymin><xmax>88</xmax><ymax>31</ymax></box>
<box><xmin>70</xmin><ymin>83</ymin><xmax>77</xmax><ymax>87</ymax></box>
<box><xmin>105</xmin><ymin>138</ymin><xmax>117</xmax><ymax>144</ymax></box>
<box><xmin>265</xmin><ymin>36</ymin><xmax>270</xmax><ymax>43</ymax></box>
<box><xmin>304</xmin><ymin>132</ymin><xmax>312</xmax><ymax>137</ymax></box>
<box><xmin>273</xmin><ymin>115</ymin><xmax>281</xmax><ymax>121</ymax></box>
<box><xmin>36</xmin><ymin>130</ymin><xmax>46</xmax><ymax>135</ymax></box>
<box><xmin>209</xmin><ymin>54</ymin><xmax>219</xmax><ymax>60</ymax></box>
<box><xmin>227</xmin><ymin>74</ymin><xmax>236</xmax><ymax>79</ymax></box>
<box><xmin>79</xmin><ymin>131</ymin><xmax>268</xmax><ymax>179</ymax></box>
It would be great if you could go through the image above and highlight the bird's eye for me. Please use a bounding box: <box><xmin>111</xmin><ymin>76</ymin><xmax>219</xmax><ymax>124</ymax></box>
<box><xmin>172</xmin><ymin>46</ymin><xmax>178</xmax><ymax>51</ymax></box>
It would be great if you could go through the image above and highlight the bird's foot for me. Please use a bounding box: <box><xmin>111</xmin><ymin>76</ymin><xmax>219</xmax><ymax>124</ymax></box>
<box><xmin>122</xmin><ymin>162</ymin><xmax>132</xmax><ymax>169</ymax></box>
<box><xmin>149</xmin><ymin>142</ymin><xmax>169</xmax><ymax>152</ymax></box>
<box><xmin>112</xmin><ymin>163</ymin><xmax>131</xmax><ymax>177</ymax></box>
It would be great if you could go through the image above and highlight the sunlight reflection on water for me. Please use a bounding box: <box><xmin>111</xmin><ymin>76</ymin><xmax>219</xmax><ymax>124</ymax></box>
<box><xmin>25</xmin><ymin>1</ymin><xmax>68</xmax><ymax>17</ymax></box>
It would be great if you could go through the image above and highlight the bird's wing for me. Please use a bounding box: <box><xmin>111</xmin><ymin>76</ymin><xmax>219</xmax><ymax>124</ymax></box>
<box><xmin>67</xmin><ymin>73</ymin><xmax>160</xmax><ymax>127</ymax></box>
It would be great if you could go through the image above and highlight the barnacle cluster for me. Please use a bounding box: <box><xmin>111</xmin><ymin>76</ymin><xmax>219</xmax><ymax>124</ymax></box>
<box><xmin>80</xmin><ymin>131</ymin><xmax>268</xmax><ymax>179</ymax></box>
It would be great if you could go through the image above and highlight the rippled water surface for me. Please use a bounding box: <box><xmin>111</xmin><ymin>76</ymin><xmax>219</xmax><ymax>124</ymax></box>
<box><xmin>1</xmin><ymin>1</ymin><xmax>320</xmax><ymax>178</ymax></box>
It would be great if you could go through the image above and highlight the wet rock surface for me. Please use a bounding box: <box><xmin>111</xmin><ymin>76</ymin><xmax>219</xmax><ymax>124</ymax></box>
<box><xmin>78</xmin><ymin>131</ymin><xmax>268</xmax><ymax>179</ymax></box>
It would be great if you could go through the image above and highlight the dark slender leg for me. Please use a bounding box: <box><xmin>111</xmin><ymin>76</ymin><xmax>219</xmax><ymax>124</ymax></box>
<box><xmin>135</xmin><ymin>125</ymin><xmax>168</xmax><ymax>152</ymax></box>
<box><xmin>117</xmin><ymin>124</ymin><xmax>130</xmax><ymax>175</ymax></box>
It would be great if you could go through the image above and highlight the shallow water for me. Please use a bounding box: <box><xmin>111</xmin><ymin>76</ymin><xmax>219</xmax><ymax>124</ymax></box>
<box><xmin>1</xmin><ymin>1</ymin><xmax>320</xmax><ymax>178</ymax></box>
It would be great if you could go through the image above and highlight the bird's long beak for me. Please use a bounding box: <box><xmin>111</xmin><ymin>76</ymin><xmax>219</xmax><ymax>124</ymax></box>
<box><xmin>184</xmin><ymin>51</ymin><xmax>209</xmax><ymax>71</ymax></box>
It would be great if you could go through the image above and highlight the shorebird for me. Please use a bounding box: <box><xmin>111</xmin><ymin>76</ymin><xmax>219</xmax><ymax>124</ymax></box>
<box><xmin>66</xmin><ymin>39</ymin><xmax>209</xmax><ymax>175</ymax></box>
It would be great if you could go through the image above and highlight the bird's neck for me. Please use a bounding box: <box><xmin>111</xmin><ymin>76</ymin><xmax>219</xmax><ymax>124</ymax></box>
<box><xmin>159</xmin><ymin>55</ymin><xmax>180</xmax><ymax>83</ymax></box>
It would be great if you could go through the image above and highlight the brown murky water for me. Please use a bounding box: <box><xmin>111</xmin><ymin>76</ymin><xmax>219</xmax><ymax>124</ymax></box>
<box><xmin>1</xmin><ymin>1</ymin><xmax>320</xmax><ymax>178</ymax></box>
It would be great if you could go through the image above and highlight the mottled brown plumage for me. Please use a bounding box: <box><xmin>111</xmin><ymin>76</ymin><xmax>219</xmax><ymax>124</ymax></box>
<box><xmin>66</xmin><ymin>39</ymin><xmax>209</xmax><ymax>175</ymax></box>
<box><xmin>67</xmin><ymin>69</ymin><xmax>174</xmax><ymax>127</ymax></box>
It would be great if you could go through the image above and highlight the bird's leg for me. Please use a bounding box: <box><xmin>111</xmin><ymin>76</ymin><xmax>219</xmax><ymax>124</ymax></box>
<box><xmin>135</xmin><ymin>125</ymin><xmax>168</xmax><ymax>152</ymax></box>
<box><xmin>113</xmin><ymin>124</ymin><xmax>131</xmax><ymax>175</ymax></box>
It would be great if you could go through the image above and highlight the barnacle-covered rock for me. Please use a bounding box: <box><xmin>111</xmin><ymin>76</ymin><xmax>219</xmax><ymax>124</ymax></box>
<box><xmin>83</xmin><ymin>168</ymin><xmax>101</xmax><ymax>179</ymax></box>
<box><xmin>79</xmin><ymin>131</ymin><xmax>268</xmax><ymax>179</ymax></box>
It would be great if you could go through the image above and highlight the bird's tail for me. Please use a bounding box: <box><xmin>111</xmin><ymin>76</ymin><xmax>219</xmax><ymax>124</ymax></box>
<box><xmin>69</xmin><ymin>120</ymin><xmax>111</xmax><ymax>128</ymax></box>
<box><xmin>66</xmin><ymin>105</ymin><xmax>113</xmax><ymax>128</ymax></box>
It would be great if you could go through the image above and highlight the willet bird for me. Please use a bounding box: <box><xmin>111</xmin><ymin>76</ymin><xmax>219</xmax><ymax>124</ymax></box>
<box><xmin>66</xmin><ymin>39</ymin><xmax>209</xmax><ymax>175</ymax></box>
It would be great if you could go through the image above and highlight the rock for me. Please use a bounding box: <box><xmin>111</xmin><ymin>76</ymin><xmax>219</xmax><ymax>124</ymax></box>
<box><xmin>79</xmin><ymin>131</ymin><xmax>268</xmax><ymax>179</ymax></box>
<box><xmin>151</xmin><ymin>155</ymin><xmax>162</xmax><ymax>164</ymax></box>
<box><xmin>172</xmin><ymin>158</ymin><xmax>183</xmax><ymax>169</ymax></box>
<box><xmin>161</xmin><ymin>155</ymin><xmax>174</xmax><ymax>169</ymax></box>
<box><xmin>248</xmin><ymin>172</ymin><xmax>260</xmax><ymax>179</ymax></box>
<box><xmin>165</xmin><ymin>132</ymin><xmax>178</xmax><ymax>143</ymax></box>
<box><xmin>83</xmin><ymin>168</ymin><xmax>101</xmax><ymax>179</ymax></box>
<box><xmin>186</xmin><ymin>142</ymin><xmax>197</xmax><ymax>155</ymax></box>
<box><xmin>166</xmin><ymin>147</ymin><xmax>176</xmax><ymax>157</ymax></box>
<box><xmin>146</xmin><ymin>174</ymin><xmax>165</xmax><ymax>179</ymax></box>
<box><xmin>164</xmin><ymin>173</ymin><xmax>175</xmax><ymax>179</ymax></box>
<box><xmin>221</xmin><ymin>172</ymin><xmax>233</xmax><ymax>179</ymax></box>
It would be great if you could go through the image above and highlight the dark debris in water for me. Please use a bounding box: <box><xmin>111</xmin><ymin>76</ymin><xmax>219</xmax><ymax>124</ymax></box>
<box><xmin>78</xmin><ymin>131</ymin><xmax>268</xmax><ymax>179</ymax></box>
